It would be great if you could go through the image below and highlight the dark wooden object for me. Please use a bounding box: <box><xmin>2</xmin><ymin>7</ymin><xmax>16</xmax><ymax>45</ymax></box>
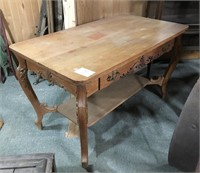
<box><xmin>0</xmin><ymin>153</ymin><xmax>55</xmax><ymax>173</ymax></box>
<box><xmin>146</xmin><ymin>1</ymin><xmax>164</xmax><ymax>19</ymax></box>
<box><xmin>147</xmin><ymin>1</ymin><xmax>199</xmax><ymax>51</ymax></box>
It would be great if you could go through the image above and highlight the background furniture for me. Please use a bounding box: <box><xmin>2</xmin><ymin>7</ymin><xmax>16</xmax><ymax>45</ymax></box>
<box><xmin>0</xmin><ymin>153</ymin><xmax>56</xmax><ymax>173</ymax></box>
<box><xmin>168</xmin><ymin>78</ymin><xmax>199</xmax><ymax>172</ymax></box>
<box><xmin>147</xmin><ymin>1</ymin><xmax>199</xmax><ymax>60</ymax></box>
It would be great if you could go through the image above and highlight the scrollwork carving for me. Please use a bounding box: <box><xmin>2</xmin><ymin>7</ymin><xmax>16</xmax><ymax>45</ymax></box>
<box><xmin>34</xmin><ymin>70</ymin><xmax>66</xmax><ymax>89</ymax></box>
<box><xmin>107</xmin><ymin>70</ymin><xmax>120</xmax><ymax>81</ymax></box>
<box><xmin>17</xmin><ymin>66</ymin><xmax>29</xmax><ymax>88</ymax></box>
<box><xmin>107</xmin><ymin>41</ymin><xmax>173</xmax><ymax>81</ymax></box>
<box><xmin>120</xmin><ymin>67</ymin><xmax>133</xmax><ymax>78</ymax></box>
<box><xmin>132</xmin><ymin>55</ymin><xmax>146</xmax><ymax>71</ymax></box>
<box><xmin>19</xmin><ymin>67</ymin><xmax>27</xmax><ymax>82</ymax></box>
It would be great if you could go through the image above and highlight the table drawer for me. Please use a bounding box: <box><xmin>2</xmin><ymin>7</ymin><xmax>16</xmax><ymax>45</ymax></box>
<box><xmin>100</xmin><ymin>39</ymin><xmax>174</xmax><ymax>90</ymax></box>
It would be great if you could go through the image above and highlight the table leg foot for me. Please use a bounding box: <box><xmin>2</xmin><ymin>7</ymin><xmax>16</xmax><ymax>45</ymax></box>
<box><xmin>82</xmin><ymin>162</ymin><xmax>88</xmax><ymax>169</ymax></box>
<box><xmin>79</xmin><ymin>120</ymin><xmax>88</xmax><ymax>169</ymax></box>
<box><xmin>35</xmin><ymin>120</ymin><xmax>43</xmax><ymax>130</ymax></box>
<box><xmin>0</xmin><ymin>120</ymin><xmax>4</xmax><ymax>129</ymax></box>
<box><xmin>76</xmin><ymin>85</ymin><xmax>89</xmax><ymax>169</ymax></box>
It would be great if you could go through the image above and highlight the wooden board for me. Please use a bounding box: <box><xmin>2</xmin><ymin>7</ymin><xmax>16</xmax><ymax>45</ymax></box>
<box><xmin>0</xmin><ymin>0</ymin><xmax>41</xmax><ymax>42</ymax></box>
<box><xmin>0</xmin><ymin>120</ymin><xmax>3</xmax><ymax>129</ymax></box>
<box><xmin>76</xmin><ymin>0</ymin><xmax>147</xmax><ymax>25</ymax></box>
<box><xmin>63</xmin><ymin>0</ymin><xmax>76</xmax><ymax>29</ymax></box>
<box><xmin>46</xmin><ymin>0</ymin><xmax>54</xmax><ymax>33</ymax></box>
<box><xmin>0</xmin><ymin>0</ymin><xmax>147</xmax><ymax>41</ymax></box>
<box><xmin>57</xmin><ymin>74</ymin><xmax>149</xmax><ymax>127</ymax></box>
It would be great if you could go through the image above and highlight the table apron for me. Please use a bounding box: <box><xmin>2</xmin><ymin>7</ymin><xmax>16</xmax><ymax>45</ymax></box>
<box><xmin>26</xmin><ymin>61</ymin><xmax>99</xmax><ymax>97</ymax></box>
<box><xmin>100</xmin><ymin>39</ymin><xmax>174</xmax><ymax>90</ymax></box>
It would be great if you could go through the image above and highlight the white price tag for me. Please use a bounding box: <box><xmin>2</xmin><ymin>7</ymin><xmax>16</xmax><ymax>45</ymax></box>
<box><xmin>74</xmin><ymin>67</ymin><xmax>95</xmax><ymax>77</ymax></box>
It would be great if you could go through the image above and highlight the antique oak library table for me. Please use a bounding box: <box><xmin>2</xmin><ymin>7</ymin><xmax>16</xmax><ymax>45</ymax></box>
<box><xmin>10</xmin><ymin>15</ymin><xmax>188</xmax><ymax>169</ymax></box>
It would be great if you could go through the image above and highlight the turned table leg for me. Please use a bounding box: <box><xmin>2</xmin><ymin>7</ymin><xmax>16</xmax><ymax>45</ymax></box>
<box><xmin>16</xmin><ymin>57</ymin><xmax>56</xmax><ymax>129</ymax></box>
<box><xmin>148</xmin><ymin>36</ymin><xmax>182</xmax><ymax>98</ymax></box>
<box><xmin>76</xmin><ymin>85</ymin><xmax>88</xmax><ymax>169</ymax></box>
<box><xmin>161</xmin><ymin>36</ymin><xmax>182</xmax><ymax>98</ymax></box>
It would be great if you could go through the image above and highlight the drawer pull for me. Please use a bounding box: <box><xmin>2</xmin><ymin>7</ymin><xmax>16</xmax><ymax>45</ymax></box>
<box><xmin>107</xmin><ymin>70</ymin><xmax>120</xmax><ymax>81</ymax></box>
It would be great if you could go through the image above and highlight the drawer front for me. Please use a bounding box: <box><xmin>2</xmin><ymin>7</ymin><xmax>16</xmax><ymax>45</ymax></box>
<box><xmin>27</xmin><ymin>61</ymin><xmax>98</xmax><ymax>97</ymax></box>
<box><xmin>100</xmin><ymin>39</ymin><xmax>174</xmax><ymax>90</ymax></box>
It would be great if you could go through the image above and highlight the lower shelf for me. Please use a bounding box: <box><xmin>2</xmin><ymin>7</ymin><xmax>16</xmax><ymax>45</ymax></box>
<box><xmin>57</xmin><ymin>74</ymin><xmax>150</xmax><ymax>127</ymax></box>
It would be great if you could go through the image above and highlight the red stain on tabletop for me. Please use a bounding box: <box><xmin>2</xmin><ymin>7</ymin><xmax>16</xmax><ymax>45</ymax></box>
<box><xmin>88</xmin><ymin>32</ymin><xmax>106</xmax><ymax>40</ymax></box>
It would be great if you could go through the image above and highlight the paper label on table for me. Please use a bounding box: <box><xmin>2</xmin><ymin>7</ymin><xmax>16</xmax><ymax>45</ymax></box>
<box><xmin>74</xmin><ymin>67</ymin><xmax>95</xmax><ymax>77</ymax></box>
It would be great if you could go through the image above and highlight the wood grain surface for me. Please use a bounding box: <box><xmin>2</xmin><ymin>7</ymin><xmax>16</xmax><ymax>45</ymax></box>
<box><xmin>10</xmin><ymin>15</ymin><xmax>188</xmax><ymax>84</ymax></box>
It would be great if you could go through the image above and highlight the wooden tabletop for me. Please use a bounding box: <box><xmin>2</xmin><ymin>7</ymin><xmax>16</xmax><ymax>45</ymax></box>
<box><xmin>10</xmin><ymin>15</ymin><xmax>188</xmax><ymax>84</ymax></box>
